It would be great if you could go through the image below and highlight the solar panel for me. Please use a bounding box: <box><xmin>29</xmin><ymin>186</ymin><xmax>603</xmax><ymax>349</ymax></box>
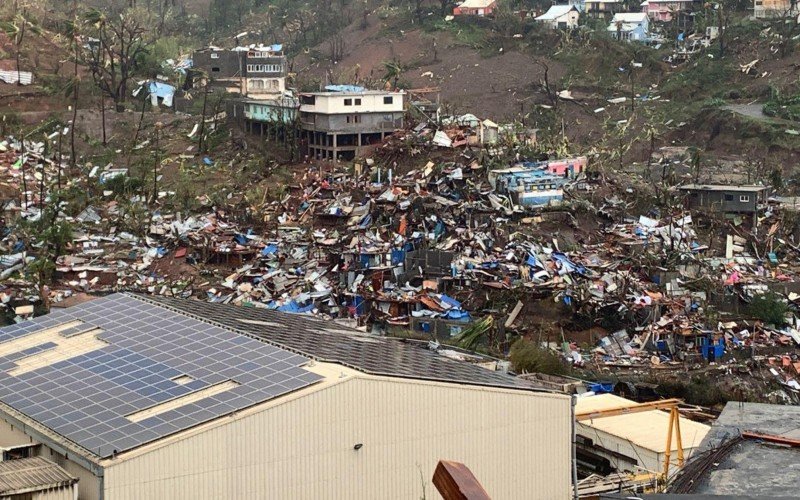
<box><xmin>0</xmin><ymin>294</ymin><xmax>323</xmax><ymax>458</ymax></box>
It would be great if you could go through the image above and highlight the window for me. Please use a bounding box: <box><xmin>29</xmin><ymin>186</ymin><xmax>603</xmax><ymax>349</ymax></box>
<box><xmin>210</xmin><ymin>53</ymin><xmax>219</xmax><ymax>59</ymax></box>
<box><xmin>211</xmin><ymin>67</ymin><xmax>220</xmax><ymax>72</ymax></box>
<box><xmin>246</xmin><ymin>64</ymin><xmax>281</xmax><ymax>73</ymax></box>
<box><xmin>355</xmin><ymin>98</ymin><xmax>362</xmax><ymax>105</ymax></box>
<box><xmin>724</xmin><ymin>194</ymin><xmax>734</xmax><ymax>201</ymax></box>
<box><xmin>344</xmin><ymin>98</ymin><xmax>353</xmax><ymax>106</ymax></box>
<box><xmin>383</xmin><ymin>96</ymin><xmax>393</xmax><ymax>104</ymax></box>
<box><xmin>740</xmin><ymin>195</ymin><xmax>750</xmax><ymax>203</ymax></box>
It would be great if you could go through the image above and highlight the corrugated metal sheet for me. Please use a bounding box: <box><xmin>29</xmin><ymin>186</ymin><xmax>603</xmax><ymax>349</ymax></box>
<box><xmin>104</xmin><ymin>373</ymin><xmax>571</xmax><ymax>500</ymax></box>
<box><xmin>0</xmin><ymin>456</ymin><xmax>76</xmax><ymax>494</ymax></box>
<box><xmin>0</xmin><ymin>70</ymin><xmax>33</xmax><ymax>85</ymax></box>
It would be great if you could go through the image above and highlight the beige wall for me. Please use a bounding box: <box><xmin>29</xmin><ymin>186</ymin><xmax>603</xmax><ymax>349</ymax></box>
<box><xmin>104</xmin><ymin>374</ymin><xmax>571</xmax><ymax>500</ymax></box>
<box><xmin>31</xmin><ymin>485</ymin><xmax>77</xmax><ymax>500</ymax></box>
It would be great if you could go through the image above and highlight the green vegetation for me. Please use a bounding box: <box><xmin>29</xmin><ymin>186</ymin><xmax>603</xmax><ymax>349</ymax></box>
<box><xmin>764</xmin><ymin>91</ymin><xmax>800</xmax><ymax>122</ymax></box>
<box><xmin>653</xmin><ymin>376</ymin><xmax>732</xmax><ymax>407</ymax></box>
<box><xmin>509</xmin><ymin>338</ymin><xmax>568</xmax><ymax>375</ymax></box>
<box><xmin>454</xmin><ymin>316</ymin><xmax>494</xmax><ymax>351</ymax></box>
<box><xmin>747</xmin><ymin>292</ymin><xmax>789</xmax><ymax>327</ymax></box>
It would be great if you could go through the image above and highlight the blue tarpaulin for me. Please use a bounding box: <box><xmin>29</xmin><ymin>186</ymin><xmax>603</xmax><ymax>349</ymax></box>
<box><xmin>359</xmin><ymin>254</ymin><xmax>372</xmax><ymax>269</ymax></box>
<box><xmin>148</xmin><ymin>81</ymin><xmax>175</xmax><ymax>107</ymax></box>
<box><xmin>262</xmin><ymin>244</ymin><xmax>278</xmax><ymax>256</ymax></box>
<box><xmin>353</xmin><ymin>295</ymin><xmax>366</xmax><ymax>316</ymax></box>
<box><xmin>391</xmin><ymin>249</ymin><xmax>405</xmax><ymax>265</ymax></box>
<box><xmin>552</xmin><ymin>252</ymin><xmax>586</xmax><ymax>275</ymax></box>
<box><xmin>445</xmin><ymin>309</ymin><xmax>471</xmax><ymax>321</ymax></box>
<box><xmin>277</xmin><ymin>300</ymin><xmax>315</xmax><ymax>313</ymax></box>
<box><xmin>148</xmin><ymin>81</ymin><xmax>175</xmax><ymax>99</ymax></box>
<box><xmin>439</xmin><ymin>295</ymin><xmax>462</xmax><ymax>309</ymax></box>
<box><xmin>325</xmin><ymin>84</ymin><xmax>365</xmax><ymax>93</ymax></box>
<box><xmin>234</xmin><ymin>234</ymin><xmax>249</xmax><ymax>245</ymax></box>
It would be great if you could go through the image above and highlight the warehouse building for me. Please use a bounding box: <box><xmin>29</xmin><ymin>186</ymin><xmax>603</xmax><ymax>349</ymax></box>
<box><xmin>0</xmin><ymin>293</ymin><xmax>571</xmax><ymax>500</ymax></box>
<box><xmin>575</xmin><ymin>394</ymin><xmax>709</xmax><ymax>476</ymax></box>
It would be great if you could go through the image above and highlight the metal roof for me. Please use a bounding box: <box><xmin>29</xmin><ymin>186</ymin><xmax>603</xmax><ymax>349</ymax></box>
<box><xmin>536</xmin><ymin>5</ymin><xmax>578</xmax><ymax>20</ymax></box>
<box><xmin>679</xmin><ymin>184</ymin><xmax>768</xmax><ymax>192</ymax></box>
<box><xmin>0</xmin><ymin>457</ymin><xmax>77</xmax><ymax>494</ymax></box>
<box><xmin>457</xmin><ymin>0</ymin><xmax>496</xmax><ymax>8</ymax></box>
<box><xmin>141</xmin><ymin>294</ymin><xmax>544</xmax><ymax>392</ymax></box>
<box><xmin>0</xmin><ymin>294</ymin><xmax>322</xmax><ymax>459</ymax></box>
<box><xmin>576</xmin><ymin>394</ymin><xmax>710</xmax><ymax>453</ymax></box>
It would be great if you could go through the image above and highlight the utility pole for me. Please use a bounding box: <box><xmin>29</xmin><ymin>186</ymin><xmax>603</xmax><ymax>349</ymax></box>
<box><xmin>70</xmin><ymin>0</ymin><xmax>79</xmax><ymax>170</ymax></box>
<box><xmin>20</xmin><ymin>129</ymin><xmax>28</xmax><ymax>210</ymax></box>
<box><xmin>152</xmin><ymin>122</ymin><xmax>162</xmax><ymax>205</ymax></box>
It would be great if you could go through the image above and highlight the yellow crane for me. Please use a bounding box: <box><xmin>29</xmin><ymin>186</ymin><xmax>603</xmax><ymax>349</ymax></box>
<box><xmin>575</xmin><ymin>398</ymin><xmax>685</xmax><ymax>480</ymax></box>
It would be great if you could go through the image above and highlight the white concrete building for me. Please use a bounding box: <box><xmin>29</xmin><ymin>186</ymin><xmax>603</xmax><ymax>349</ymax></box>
<box><xmin>0</xmin><ymin>293</ymin><xmax>572</xmax><ymax>500</ymax></box>
<box><xmin>299</xmin><ymin>87</ymin><xmax>405</xmax><ymax>161</ymax></box>
<box><xmin>535</xmin><ymin>5</ymin><xmax>581</xmax><ymax>29</ymax></box>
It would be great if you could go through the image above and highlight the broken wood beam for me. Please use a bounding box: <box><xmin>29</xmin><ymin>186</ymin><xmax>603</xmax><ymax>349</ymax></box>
<box><xmin>742</xmin><ymin>430</ymin><xmax>800</xmax><ymax>447</ymax></box>
<box><xmin>432</xmin><ymin>460</ymin><xmax>492</xmax><ymax>500</ymax></box>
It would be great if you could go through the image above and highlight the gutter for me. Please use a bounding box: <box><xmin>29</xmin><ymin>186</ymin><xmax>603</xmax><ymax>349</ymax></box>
<box><xmin>572</xmin><ymin>394</ymin><xmax>579</xmax><ymax>500</ymax></box>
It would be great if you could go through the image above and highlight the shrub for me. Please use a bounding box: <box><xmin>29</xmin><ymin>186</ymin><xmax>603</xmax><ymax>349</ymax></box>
<box><xmin>747</xmin><ymin>292</ymin><xmax>788</xmax><ymax>327</ymax></box>
<box><xmin>509</xmin><ymin>338</ymin><xmax>568</xmax><ymax>375</ymax></box>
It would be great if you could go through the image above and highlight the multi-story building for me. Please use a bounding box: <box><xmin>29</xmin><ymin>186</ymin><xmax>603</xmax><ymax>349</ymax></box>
<box><xmin>753</xmin><ymin>0</ymin><xmax>799</xmax><ymax>18</ymax></box>
<box><xmin>242</xmin><ymin>45</ymin><xmax>287</xmax><ymax>99</ymax></box>
<box><xmin>191</xmin><ymin>45</ymin><xmax>287</xmax><ymax>99</ymax></box>
<box><xmin>584</xmin><ymin>0</ymin><xmax>623</xmax><ymax>17</ymax></box>
<box><xmin>299</xmin><ymin>86</ymin><xmax>405</xmax><ymax>161</ymax></box>
<box><xmin>640</xmin><ymin>0</ymin><xmax>694</xmax><ymax>21</ymax></box>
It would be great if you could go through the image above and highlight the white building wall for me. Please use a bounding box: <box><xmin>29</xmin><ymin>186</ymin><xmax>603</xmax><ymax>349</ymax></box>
<box><xmin>104</xmin><ymin>376</ymin><xmax>571</xmax><ymax>500</ymax></box>
<box><xmin>301</xmin><ymin>92</ymin><xmax>404</xmax><ymax>114</ymax></box>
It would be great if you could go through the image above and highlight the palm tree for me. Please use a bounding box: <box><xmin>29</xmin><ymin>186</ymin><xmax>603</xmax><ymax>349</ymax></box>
<box><xmin>382</xmin><ymin>60</ymin><xmax>404</xmax><ymax>90</ymax></box>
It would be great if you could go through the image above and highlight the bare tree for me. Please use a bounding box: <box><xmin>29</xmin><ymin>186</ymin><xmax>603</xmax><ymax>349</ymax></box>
<box><xmin>84</xmin><ymin>9</ymin><xmax>150</xmax><ymax>110</ymax></box>
<box><xmin>0</xmin><ymin>11</ymin><xmax>41</xmax><ymax>86</ymax></box>
<box><xmin>535</xmin><ymin>59</ymin><xmax>557</xmax><ymax>107</ymax></box>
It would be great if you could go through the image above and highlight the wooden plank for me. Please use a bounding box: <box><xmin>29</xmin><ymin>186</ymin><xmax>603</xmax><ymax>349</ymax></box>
<box><xmin>432</xmin><ymin>460</ymin><xmax>492</xmax><ymax>500</ymax></box>
<box><xmin>504</xmin><ymin>300</ymin><xmax>524</xmax><ymax>328</ymax></box>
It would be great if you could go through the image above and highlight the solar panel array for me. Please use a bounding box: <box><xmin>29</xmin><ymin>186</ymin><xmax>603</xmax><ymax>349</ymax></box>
<box><xmin>148</xmin><ymin>295</ymin><xmax>542</xmax><ymax>391</ymax></box>
<box><xmin>0</xmin><ymin>294</ymin><xmax>322</xmax><ymax>458</ymax></box>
